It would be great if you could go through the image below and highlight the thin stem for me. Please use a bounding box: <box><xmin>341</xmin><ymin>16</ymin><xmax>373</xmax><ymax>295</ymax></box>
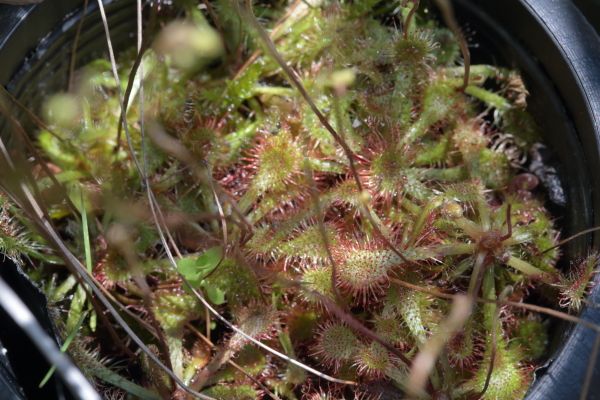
<box><xmin>21</xmin><ymin>180</ymin><xmax>215</xmax><ymax>399</ymax></box>
<box><xmin>500</xmin><ymin>203</ymin><xmax>512</xmax><ymax>241</ymax></box>
<box><xmin>434</xmin><ymin>0</ymin><xmax>470</xmax><ymax>90</ymax></box>
<box><xmin>541</xmin><ymin>226</ymin><xmax>600</xmax><ymax>254</ymax></box>
<box><xmin>303</xmin><ymin>162</ymin><xmax>344</xmax><ymax>305</ymax></box>
<box><xmin>237</xmin><ymin>0</ymin><xmax>363</xmax><ymax>193</ymax></box>
<box><xmin>403</xmin><ymin>0</ymin><xmax>420</xmax><ymax>39</ymax></box>
<box><xmin>391</xmin><ymin>278</ymin><xmax>600</xmax><ymax>333</ymax></box>
<box><xmin>233</xmin><ymin>0</ymin><xmax>304</xmax><ymax>80</ymax></box>
<box><xmin>187</xmin><ymin>323</ymin><xmax>281</xmax><ymax>400</ymax></box>
<box><xmin>113</xmin><ymin>41</ymin><xmax>149</xmax><ymax>154</ymax></box>
<box><xmin>480</xmin><ymin>267</ymin><xmax>503</xmax><ymax>397</ymax></box>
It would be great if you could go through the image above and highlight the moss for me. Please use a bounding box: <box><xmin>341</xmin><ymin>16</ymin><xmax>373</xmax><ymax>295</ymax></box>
<box><xmin>202</xmin><ymin>259</ymin><xmax>262</xmax><ymax>308</ymax></box>
<box><xmin>470</xmin><ymin>148</ymin><xmax>511</xmax><ymax>189</ymax></box>
<box><xmin>512</xmin><ymin>318</ymin><xmax>548</xmax><ymax>360</ymax></box>
<box><xmin>202</xmin><ymin>384</ymin><xmax>258</xmax><ymax>399</ymax></box>
<box><xmin>153</xmin><ymin>289</ymin><xmax>200</xmax><ymax>335</ymax></box>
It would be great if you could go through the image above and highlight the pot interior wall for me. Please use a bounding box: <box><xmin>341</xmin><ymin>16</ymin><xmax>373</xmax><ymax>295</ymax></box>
<box><xmin>450</xmin><ymin>1</ymin><xmax>600</xmax><ymax>398</ymax></box>
<box><xmin>0</xmin><ymin>1</ymin><xmax>137</xmax><ymax>398</ymax></box>
<box><xmin>0</xmin><ymin>0</ymin><xmax>137</xmax><ymax>148</ymax></box>
<box><xmin>452</xmin><ymin>0</ymin><xmax>591</xmax><ymax>342</ymax></box>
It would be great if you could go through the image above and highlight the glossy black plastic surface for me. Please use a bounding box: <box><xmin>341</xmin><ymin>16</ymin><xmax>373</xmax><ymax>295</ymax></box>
<box><xmin>451</xmin><ymin>1</ymin><xmax>600</xmax><ymax>398</ymax></box>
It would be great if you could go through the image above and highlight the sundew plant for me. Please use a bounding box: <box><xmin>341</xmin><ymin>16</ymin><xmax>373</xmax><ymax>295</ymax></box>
<box><xmin>0</xmin><ymin>0</ymin><xmax>597</xmax><ymax>399</ymax></box>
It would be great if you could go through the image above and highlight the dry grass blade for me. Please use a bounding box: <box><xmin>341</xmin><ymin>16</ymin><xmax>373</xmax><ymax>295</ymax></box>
<box><xmin>114</xmin><ymin>42</ymin><xmax>149</xmax><ymax>153</ymax></box>
<box><xmin>0</xmin><ymin>277</ymin><xmax>101</xmax><ymax>400</ymax></box>
<box><xmin>181</xmin><ymin>270</ymin><xmax>358</xmax><ymax>385</ymax></box>
<box><xmin>14</xmin><ymin>179</ymin><xmax>216</xmax><ymax>400</ymax></box>
<box><xmin>238</xmin><ymin>0</ymin><xmax>418</xmax><ymax>269</ymax></box>
<box><xmin>107</xmin><ymin>225</ymin><xmax>175</xmax><ymax>377</ymax></box>
<box><xmin>144</xmin><ymin>117</ymin><xmax>392</xmax><ymax>385</ymax></box>
<box><xmin>95</xmin><ymin>0</ymin><xmax>145</xmax><ymax>175</ymax></box>
<box><xmin>98</xmin><ymin>0</ymin><xmax>189</xmax><ymax>270</ymax></box>
<box><xmin>243</xmin><ymin>1</ymin><xmax>423</xmax><ymax>270</ymax></box>
<box><xmin>0</xmin><ymin>13</ymin><xmax>216</xmax><ymax>393</ymax></box>
<box><xmin>407</xmin><ymin>295</ymin><xmax>472</xmax><ymax>397</ymax></box>
<box><xmin>8</xmin><ymin>1</ymin><xmax>587</xmax><ymax>398</ymax></box>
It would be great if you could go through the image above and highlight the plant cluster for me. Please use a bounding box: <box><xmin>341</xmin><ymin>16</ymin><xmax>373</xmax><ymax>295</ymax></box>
<box><xmin>0</xmin><ymin>1</ymin><xmax>597</xmax><ymax>399</ymax></box>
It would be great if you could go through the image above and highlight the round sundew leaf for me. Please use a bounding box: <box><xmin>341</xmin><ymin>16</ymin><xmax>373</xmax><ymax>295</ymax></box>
<box><xmin>335</xmin><ymin>248</ymin><xmax>402</xmax><ymax>300</ymax></box>
<box><xmin>313</xmin><ymin>322</ymin><xmax>358</xmax><ymax>369</ymax></box>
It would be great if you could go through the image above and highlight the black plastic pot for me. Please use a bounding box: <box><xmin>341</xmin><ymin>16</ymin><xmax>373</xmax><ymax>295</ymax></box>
<box><xmin>0</xmin><ymin>0</ymin><xmax>599</xmax><ymax>399</ymax></box>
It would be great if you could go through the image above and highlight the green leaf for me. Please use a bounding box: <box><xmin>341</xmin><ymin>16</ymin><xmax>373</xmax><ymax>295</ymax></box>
<box><xmin>202</xmin><ymin>284</ymin><xmax>226</xmax><ymax>305</ymax></box>
<box><xmin>177</xmin><ymin>247</ymin><xmax>223</xmax><ymax>287</ymax></box>
<box><xmin>39</xmin><ymin>310</ymin><xmax>89</xmax><ymax>388</ymax></box>
<box><xmin>66</xmin><ymin>285</ymin><xmax>86</xmax><ymax>333</ymax></box>
<box><xmin>80</xmin><ymin>188</ymin><xmax>93</xmax><ymax>273</ymax></box>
